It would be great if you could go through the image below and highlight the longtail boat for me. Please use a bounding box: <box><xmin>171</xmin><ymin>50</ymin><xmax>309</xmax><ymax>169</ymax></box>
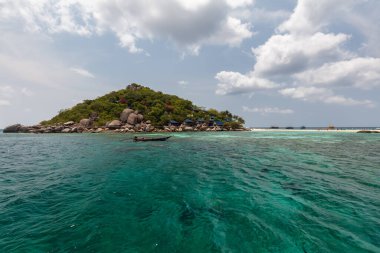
<box><xmin>133</xmin><ymin>136</ymin><xmax>171</xmax><ymax>142</ymax></box>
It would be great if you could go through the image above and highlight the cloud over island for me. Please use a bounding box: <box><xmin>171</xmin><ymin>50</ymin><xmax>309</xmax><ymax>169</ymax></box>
<box><xmin>0</xmin><ymin>0</ymin><xmax>254</xmax><ymax>55</ymax></box>
<box><xmin>215</xmin><ymin>0</ymin><xmax>380</xmax><ymax>109</ymax></box>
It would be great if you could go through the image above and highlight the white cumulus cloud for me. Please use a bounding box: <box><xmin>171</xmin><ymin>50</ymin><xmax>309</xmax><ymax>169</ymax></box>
<box><xmin>70</xmin><ymin>67</ymin><xmax>95</xmax><ymax>78</ymax></box>
<box><xmin>278</xmin><ymin>0</ymin><xmax>358</xmax><ymax>35</ymax></box>
<box><xmin>294</xmin><ymin>58</ymin><xmax>380</xmax><ymax>89</ymax></box>
<box><xmin>252</xmin><ymin>32</ymin><xmax>350</xmax><ymax>76</ymax></box>
<box><xmin>226</xmin><ymin>0</ymin><xmax>254</xmax><ymax>9</ymax></box>
<box><xmin>215</xmin><ymin>71</ymin><xmax>277</xmax><ymax>95</ymax></box>
<box><xmin>0</xmin><ymin>0</ymin><xmax>254</xmax><ymax>54</ymax></box>
<box><xmin>243</xmin><ymin>106</ymin><xmax>294</xmax><ymax>115</ymax></box>
<box><xmin>215</xmin><ymin>0</ymin><xmax>380</xmax><ymax>109</ymax></box>
<box><xmin>280</xmin><ymin>87</ymin><xmax>374</xmax><ymax>107</ymax></box>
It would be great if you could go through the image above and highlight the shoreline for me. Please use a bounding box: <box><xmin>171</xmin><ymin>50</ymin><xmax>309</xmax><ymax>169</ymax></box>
<box><xmin>1</xmin><ymin>123</ymin><xmax>248</xmax><ymax>134</ymax></box>
<box><xmin>2</xmin><ymin>120</ymin><xmax>379</xmax><ymax>135</ymax></box>
<box><xmin>251</xmin><ymin>128</ymin><xmax>357</xmax><ymax>133</ymax></box>
<box><xmin>250</xmin><ymin>128</ymin><xmax>380</xmax><ymax>133</ymax></box>
<box><xmin>2</xmin><ymin>128</ymin><xmax>380</xmax><ymax>134</ymax></box>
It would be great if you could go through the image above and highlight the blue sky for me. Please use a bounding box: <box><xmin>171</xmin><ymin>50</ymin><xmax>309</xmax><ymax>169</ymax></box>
<box><xmin>0</xmin><ymin>0</ymin><xmax>379</xmax><ymax>128</ymax></box>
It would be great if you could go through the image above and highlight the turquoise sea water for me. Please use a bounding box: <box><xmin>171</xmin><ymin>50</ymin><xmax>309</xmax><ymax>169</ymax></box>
<box><xmin>0</xmin><ymin>132</ymin><xmax>379</xmax><ymax>252</ymax></box>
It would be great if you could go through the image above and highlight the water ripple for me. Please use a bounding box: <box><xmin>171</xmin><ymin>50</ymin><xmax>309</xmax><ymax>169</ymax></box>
<box><xmin>0</xmin><ymin>132</ymin><xmax>379</xmax><ymax>252</ymax></box>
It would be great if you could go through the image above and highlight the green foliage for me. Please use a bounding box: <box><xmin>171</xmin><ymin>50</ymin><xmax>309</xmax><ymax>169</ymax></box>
<box><xmin>224</xmin><ymin>121</ymin><xmax>242</xmax><ymax>130</ymax></box>
<box><xmin>42</xmin><ymin>84</ymin><xmax>245</xmax><ymax>127</ymax></box>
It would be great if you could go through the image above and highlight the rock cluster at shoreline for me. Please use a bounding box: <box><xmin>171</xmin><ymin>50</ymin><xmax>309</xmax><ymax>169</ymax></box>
<box><xmin>3</xmin><ymin>122</ymin><xmax>246</xmax><ymax>134</ymax></box>
<box><xmin>3</xmin><ymin>109</ymin><xmax>247</xmax><ymax>134</ymax></box>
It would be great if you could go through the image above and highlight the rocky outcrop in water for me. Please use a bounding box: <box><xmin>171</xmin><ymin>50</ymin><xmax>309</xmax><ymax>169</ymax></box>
<box><xmin>3</xmin><ymin>124</ymin><xmax>22</xmax><ymax>133</ymax></box>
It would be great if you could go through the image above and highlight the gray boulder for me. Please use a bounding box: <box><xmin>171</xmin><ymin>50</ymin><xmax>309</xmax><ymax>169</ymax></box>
<box><xmin>120</xmin><ymin>108</ymin><xmax>134</xmax><ymax>123</ymax></box>
<box><xmin>80</xmin><ymin>118</ymin><xmax>92</xmax><ymax>128</ymax></box>
<box><xmin>184</xmin><ymin>126</ymin><xmax>193</xmax><ymax>131</ymax></box>
<box><xmin>19</xmin><ymin>126</ymin><xmax>32</xmax><ymax>133</ymax></box>
<box><xmin>62</xmin><ymin>128</ymin><xmax>71</xmax><ymax>133</ymax></box>
<box><xmin>53</xmin><ymin>126</ymin><xmax>64</xmax><ymax>133</ymax></box>
<box><xmin>127</xmin><ymin>113</ymin><xmax>138</xmax><ymax>125</ymax></box>
<box><xmin>64</xmin><ymin>121</ymin><xmax>75</xmax><ymax>126</ymax></box>
<box><xmin>145</xmin><ymin>125</ymin><xmax>154</xmax><ymax>132</ymax></box>
<box><xmin>108</xmin><ymin>120</ymin><xmax>122</xmax><ymax>129</ymax></box>
<box><xmin>137</xmin><ymin>114</ymin><xmax>144</xmax><ymax>123</ymax></box>
<box><xmin>3</xmin><ymin>124</ymin><xmax>22</xmax><ymax>133</ymax></box>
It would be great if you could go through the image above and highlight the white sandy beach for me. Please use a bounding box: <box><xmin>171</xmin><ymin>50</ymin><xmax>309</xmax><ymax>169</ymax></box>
<box><xmin>249</xmin><ymin>128</ymin><xmax>379</xmax><ymax>133</ymax></box>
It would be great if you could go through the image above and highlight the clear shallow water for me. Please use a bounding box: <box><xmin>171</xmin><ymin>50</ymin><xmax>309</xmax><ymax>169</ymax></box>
<box><xmin>0</xmin><ymin>132</ymin><xmax>379</xmax><ymax>253</ymax></box>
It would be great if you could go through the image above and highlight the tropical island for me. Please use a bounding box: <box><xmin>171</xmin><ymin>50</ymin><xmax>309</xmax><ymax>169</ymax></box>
<box><xmin>3</xmin><ymin>83</ymin><xmax>246</xmax><ymax>133</ymax></box>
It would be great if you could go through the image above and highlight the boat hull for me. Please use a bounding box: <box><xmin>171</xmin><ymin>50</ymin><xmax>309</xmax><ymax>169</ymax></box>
<box><xmin>133</xmin><ymin>136</ymin><xmax>171</xmax><ymax>142</ymax></box>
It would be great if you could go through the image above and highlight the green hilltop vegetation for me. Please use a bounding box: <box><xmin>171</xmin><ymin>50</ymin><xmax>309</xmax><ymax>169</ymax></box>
<box><xmin>42</xmin><ymin>84</ymin><xmax>245</xmax><ymax>128</ymax></box>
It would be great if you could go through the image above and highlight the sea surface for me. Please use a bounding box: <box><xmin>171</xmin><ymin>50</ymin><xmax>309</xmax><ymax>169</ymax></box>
<box><xmin>0</xmin><ymin>132</ymin><xmax>379</xmax><ymax>253</ymax></box>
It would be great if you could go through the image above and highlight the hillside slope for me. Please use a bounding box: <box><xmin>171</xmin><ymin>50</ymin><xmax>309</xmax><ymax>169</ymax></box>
<box><xmin>42</xmin><ymin>83</ymin><xmax>245</xmax><ymax>128</ymax></box>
